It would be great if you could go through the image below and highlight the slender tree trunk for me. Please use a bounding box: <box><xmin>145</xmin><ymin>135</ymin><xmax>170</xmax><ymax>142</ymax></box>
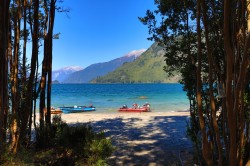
<box><xmin>22</xmin><ymin>0</ymin><xmax>27</xmax><ymax>82</ymax></box>
<box><xmin>22</xmin><ymin>1</ymin><xmax>28</xmax><ymax>137</ymax></box>
<box><xmin>3</xmin><ymin>32</ymin><xmax>9</xmax><ymax>143</ymax></box>
<box><xmin>236</xmin><ymin>22</ymin><xmax>250</xmax><ymax>166</ymax></box>
<box><xmin>10</xmin><ymin>0</ymin><xmax>22</xmax><ymax>154</ymax></box>
<box><xmin>46</xmin><ymin>0</ymin><xmax>56</xmax><ymax>126</ymax></box>
<box><xmin>40</xmin><ymin>61</ymin><xmax>47</xmax><ymax>129</ymax></box>
<box><xmin>27</xmin><ymin>0</ymin><xmax>36</xmax><ymax>133</ymax></box>
<box><xmin>222</xmin><ymin>98</ymin><xmax>229</xmax><ymax>163</ymax></box>
<box><xmin>196</xmin><ymin>0</ymin><xmax>213</xmax><ymax>165</ymax></box>
<box><xmin>39</xmin><ymin>0</ymin><xmax>56</xmax><ymax>129</ymax></box>
<box><xmin>0</xmin><ymin>0</ymin><xmax>10</xmax><ymax>153</ymax></box>
<box><xmin>33</xmin><ymin>58</ymin><xmax>40</xmax><ymax>130</ymax></box>
<box><xmin>7</xmin><ymin>15</ymin><xmax>13</xmax><ymax>145</ymax></box>
<box><xmin>201</xmin><ymin>1</ymin><xmax>223</xmax><ymax>165</ymax></box>
<box><xmin>40</xmin><ymin>0</ymin><xmax>48</xmax><ymax>129</ymax></box>
<box><xmin>224</xmin><ymin>0</ymin><xmax>237</xmax><ymax>165</ymax></box>
<box><xmin>244</xmin><ymin>3</ymin><xmax>250</xmax><ymax>164</ymax></box>
<box><xmin>22</xmin><ymin>0</ymin><xmax>32</xmax><ymax>139</ymax></box>
<box><xmin>22</xmin><ymin>0</ymin><xmax>39</xmax><ymax>142</ymax></box>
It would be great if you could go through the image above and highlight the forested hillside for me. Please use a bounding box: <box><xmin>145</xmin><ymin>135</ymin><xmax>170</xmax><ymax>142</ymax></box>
<box><xmin>92</xmin><ymin>43</ymin><xmax>180</xmax><ymax>83</ymax></box>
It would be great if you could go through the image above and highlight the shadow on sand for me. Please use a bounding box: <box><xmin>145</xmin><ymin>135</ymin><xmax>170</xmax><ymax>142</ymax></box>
<box><xmin>69</xmin><ymin>115</ymin><xmax>193</xmax><ymax>166</ymax></box>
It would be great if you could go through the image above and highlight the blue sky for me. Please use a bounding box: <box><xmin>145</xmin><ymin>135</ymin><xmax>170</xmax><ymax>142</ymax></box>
<box><xmin>51</xmin><ymin>0</ymin><xmax>156</xmax><ymax>70</ymax></box>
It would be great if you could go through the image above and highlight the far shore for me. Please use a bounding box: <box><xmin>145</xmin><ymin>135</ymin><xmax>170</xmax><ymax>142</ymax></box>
<box><xmin>55</xmin><ymin>111</ymin><xmax>193</xmax><ymax>165</ymax></box>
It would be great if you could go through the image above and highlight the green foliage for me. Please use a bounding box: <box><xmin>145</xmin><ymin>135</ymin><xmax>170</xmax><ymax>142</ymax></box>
<box><xmin>35</xmin><ymin>115</ymin><xmax>114</xmax><ymax>165</ymax></box>
<box><xmin>139</xmin><ymin>0</ymin><xmax>225</xmax><ymax>164</ymax></box>
<box><xmin>0</xmin><ymin>144</ymin><xmax>34</xmax><ymax>165</ymax></box>
<box><xmin>92</xmin><ymin>42</ymin><xmax>181</xmax><ymax>83</ymax></box>
<box><xmin>87</xmin><ymin>139</ymin><xmax>114</xmax><ymax>165</ymax></box>
<box><xmin>141</xmin><ymin>0</ymin><xmax>250</xmax><ymax>165</ymax></box>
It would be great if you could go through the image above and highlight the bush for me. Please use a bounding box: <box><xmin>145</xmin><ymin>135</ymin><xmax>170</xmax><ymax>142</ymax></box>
<box><xmin>35</xmin><ymin>115</ymin><xmax>114</xmax><ymax>165</ymax></box>
<box><xmin>87</xmin><ymin>139</ymin><xmax>114</xmax><ymax>165</ymax></box>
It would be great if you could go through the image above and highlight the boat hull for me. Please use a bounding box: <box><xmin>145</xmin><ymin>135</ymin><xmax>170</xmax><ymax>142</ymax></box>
<box><xmin>51</xmin><ymin>109</ymin><xmax>63</xmax><ymax>114</ymax></box>
<box><xmin>118</xmin><ymin>107</ymin><xmax>150</xmax><ymax>112</ymax></box>
<box><xmin>59</xmin><ymin>106</ymin><xmax>96</xmax><ymax>113</ymax></box>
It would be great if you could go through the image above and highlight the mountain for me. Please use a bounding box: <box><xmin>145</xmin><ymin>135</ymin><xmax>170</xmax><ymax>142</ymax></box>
<box><xmin>62</xmin><ymin>49</ymin><xmax>145</xmax><ymax>83</ymax></box>
<box><xmin>52</xmin><ymin>66</ymin><xmax>83</xmax><ymax>82</ymax></box>
<box><xmin>91</xmin><ymin>43</ymin><xmax>181</xmax><ymax>83</ymax></box>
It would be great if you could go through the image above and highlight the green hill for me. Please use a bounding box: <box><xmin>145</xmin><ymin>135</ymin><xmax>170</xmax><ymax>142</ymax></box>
<box><xmin>91</xmin><ymin>43</ymin><xmax>180</xmax><ymax>83</ymax></box>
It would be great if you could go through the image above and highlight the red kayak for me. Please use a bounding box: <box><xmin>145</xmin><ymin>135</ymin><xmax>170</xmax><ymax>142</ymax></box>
<box><xmin>118</xmin><ymin>107</ymin><xmax>150</xmax><ymax>112</ymax></box>
<box><xmin>118</xmin><ymin>103</ymin><xmax>151</xmax><ymax>112</ymax></box>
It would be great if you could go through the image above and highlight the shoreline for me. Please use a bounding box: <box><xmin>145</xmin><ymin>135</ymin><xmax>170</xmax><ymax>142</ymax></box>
<box><xmin>59</xmin><ymin>111</ymin><xmax>190</xmax><ymax>123</ymax></box>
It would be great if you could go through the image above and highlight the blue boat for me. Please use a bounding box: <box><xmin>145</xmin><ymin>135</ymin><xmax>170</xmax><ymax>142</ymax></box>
<box><xmin>59</xmin><ymin>105</ymin><xmax>96</xmax><ymax>113</ymax></box>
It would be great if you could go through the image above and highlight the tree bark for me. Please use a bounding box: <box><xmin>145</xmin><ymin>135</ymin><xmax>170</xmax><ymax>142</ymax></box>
<box><xmin>21</xmin><ymin>0</ymin><xmax>28</xmax><ymax>131</ymax></box>
<box><xmin>40</xmin><ymin>0</ymin><xmax>49</xmax><ymax>129</ymax></box>
<box><xmin>236</xmin><ymin>17</ymin><xmax>250</xmax><ymax>166</ymax></box>
<box><xmin>10</xmin><ymin>0</ymin><xmax>22</xmax><ymax>154</ymax></box>
<box><xmin>22</xmin><ymin>0</ymin><xmax>39</xmax><ymax>142</ymax></box>
<box><xmin>196</xmin><ymin>0</ymin><xmax>213</xmax><ymax>165</ymax></box>
<box><xmin>201</xmin><ymin>1</ymin><xmax>223</xmax><ymax>165</ymax></box>
<box><xmin>41</xmin><ymin>0</ymin><xmax>56</xmax><ymax>127</ymax></box>
<box><xmin>46</xmin><ymin>0</ymin><xmax>56</xmax><ymax>126</ymax></box>
<box><xmin>0</xmin><ymin>0</ymin><xmax>10</xmax><ymax>153</ymax></box>
<box><xmin>39</xmin><ymin>58</ymin><xmax>47</xmax><ymax>129</ymax></box>
<box><xmin>224</xmin><ymin>0</ymin><xmax>237</xmax><ymax>165</ymax></box>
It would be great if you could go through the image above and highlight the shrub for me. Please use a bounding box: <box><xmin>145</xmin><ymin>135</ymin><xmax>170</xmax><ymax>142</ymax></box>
<box><xmin>35</xmin><ymin>115</ymin><xmax>114</xmax><ymax>165</ymax></box>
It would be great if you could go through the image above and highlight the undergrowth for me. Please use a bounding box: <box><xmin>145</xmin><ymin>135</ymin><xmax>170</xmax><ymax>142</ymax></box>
<box><xmin>1</xmin><ymin>115</ymin><xmax>114</xmax><ymax>165</ymax></box>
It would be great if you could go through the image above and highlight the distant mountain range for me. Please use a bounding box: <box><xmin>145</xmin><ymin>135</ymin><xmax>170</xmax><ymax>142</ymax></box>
<box><xmin>53</xmin><ymin>49</ymin><xmax>146</xmax><ymax>83</ymax></box>
<box><xmin>91</xmin><ymin>43</ymin><xmax>180</xmax><ymax>83</ymax></box>
<box><xmin>52</xmin><ymin>66</ymin><xmax>83</xmax><ymax>82</ymax></box>
<box><xmin>52</xmin><ymin>43</ymin><xmax>180</xmax><ymax>84</ymax></box>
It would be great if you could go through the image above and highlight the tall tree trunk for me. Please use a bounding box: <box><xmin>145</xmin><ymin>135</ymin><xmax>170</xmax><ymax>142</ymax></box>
<box><xmin>22</xmin><ymin>0</ymin><xmax>27</xmax><ymax>83</ymax></box>
<box><xmin>33</xmin><ymin>57</ymin><xmax>40</xmax><ymax>130</ymax></box>
<box><xmin>236</xmin><ymin>21</ymin><xmax>250</xmax><ymax>166</ymax></box>
<box><xmin>196</xmin><ymin>0</ymin><xmax>213</xmax><ymax>165</ymax></box>
<box><xmin>3</xmin><ymin>35</ymin><xmax>9</xmax><ymax>143</ymax></box>
<box><xmin>46</xmin><ymin>0</ymin><xmax>56</xmax><ymax>126</ymax></box>
<box><xmin>201</xmin><ymin>1</ymin><xmax>223</xmax><ymax>165</ymax></box>
<box><xmin>7</xmin><ymin>14</ymin><xmax>13</xmax><ymax>144</ymax></box>
<box><xmin>10</xmin><ymin>0</ymin><xmax>22</xmax><ymax>154</ymax></box>
<box><xmin>39</xmin><ymin>59</ymin><xmax>47</xmax><ymax>128</ymax></box>
<box><xmin>21</xmin><ymin>0</ymin><xmax>32</xmax><ymax>140</ymax></box>
<box><xmin>21</xmin><ymin>0</ymin><xmax>28</xmax><ymax>133</ymax></box>
<box><xmin>40</xmin><ymin>0</ymin><xmax>49</xmax><ymax>129</ymax></box>
<box><xmin>0</xmin><ymin>0</ymin><xmax>10</xmax><ymax>153</ymax></box>
<box><xmin>224</xmin><ymin>0</ymin><xmax>237</xmax><ymax>165</ymax></box>
<box><xmin>22</xmin><ymin>0</ymin><xmax>39</xmax><ymax>142</ymax></box>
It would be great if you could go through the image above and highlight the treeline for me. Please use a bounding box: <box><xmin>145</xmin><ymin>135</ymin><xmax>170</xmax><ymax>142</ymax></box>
<box><xmin>0</xmin><ymin>0</ymin><xmax>58</xmax><ymax>155</ymax></box>
<box><xmin>0</xmin><ymin>1</ymin><xmax>114</xmax><ymax>164</ymax></box>
<box><xmin>140</xmin><ymin>0</ymin><xmax>250</xmax><ymax>165</ymax></box>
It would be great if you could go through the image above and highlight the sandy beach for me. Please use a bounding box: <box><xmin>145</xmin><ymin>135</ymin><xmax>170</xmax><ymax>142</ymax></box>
<box><xmin>58</xmin><ymin>111</ymin><xmax>193</xmax><ymax>165</ymax></box>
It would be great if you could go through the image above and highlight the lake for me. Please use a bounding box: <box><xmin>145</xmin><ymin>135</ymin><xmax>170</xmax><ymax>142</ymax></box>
<box><xmin>50</xmin><ymin>83</ymin><xmax>189</xmax><ymax>113</ymax></box>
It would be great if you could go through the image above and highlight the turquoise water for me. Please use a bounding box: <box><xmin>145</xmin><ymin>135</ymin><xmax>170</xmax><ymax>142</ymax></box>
<box><xmin>50</xmin><ymin>83</ymin><xmax>189</xmax><ymax>113</ymax></box>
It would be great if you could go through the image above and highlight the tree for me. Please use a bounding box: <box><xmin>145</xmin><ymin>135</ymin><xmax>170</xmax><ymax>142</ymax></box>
<box><xmin>0</xmin><ymin>0</ymin><xmax>11</xmax><ymax>154</ymax></box>
<box><xmin>9</xmin><ymin>0</ymin><xmax>23</xmax><ymax>154</ymax></box>
<box><xmin>223</xmin><ymin>0</ymin><xmax>250</xmax><ymax>164</ymax></box>
<box><xmin>140</xmin><ymin>0</ymin><xmax>250</xmax><ymax>165</ymax></box>
<box><xmin>40</xmin><ymin>0</ymin><xmax>56</xmax><ymax>129</ymax></box>
<box><xmin>0</xmin><ymin>0</ymin><xmax>63</xmax><ymax>157</ymax></box>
